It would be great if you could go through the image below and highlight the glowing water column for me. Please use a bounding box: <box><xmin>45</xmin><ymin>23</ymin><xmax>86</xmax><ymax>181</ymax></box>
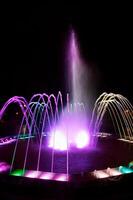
<box><xmin>70</xmin><ymin>30</ymin><xmax>84</xmax><ymax>104</ymax></box>
<box><xmin>71</xmin><ymin>31</ymin><xmax>78</xmax><ymax>104</ymax></box>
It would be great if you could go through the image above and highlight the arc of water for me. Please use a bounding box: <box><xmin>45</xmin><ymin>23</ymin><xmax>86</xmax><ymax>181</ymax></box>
<box><xmin>23</xmin><ymin>94</ymin><xmax>48</xmax><ymax>173</ymax></box>
<box><xmin>90</xmin><ymin>92</ymin><xmax>133</xmax><ymax>147</ymax></box>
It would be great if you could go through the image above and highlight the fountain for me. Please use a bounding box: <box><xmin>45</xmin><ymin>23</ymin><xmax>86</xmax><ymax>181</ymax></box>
<box><xmin>0</xmin><ymin>30</ymin><xmax>133</xmax><ymax>181</ymax></box>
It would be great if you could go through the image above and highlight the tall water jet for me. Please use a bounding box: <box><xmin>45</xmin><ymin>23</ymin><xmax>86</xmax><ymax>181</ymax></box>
<box><xmin>69</xmin><ymin>30</ymin><xmax>89</xmax><ymax>107</ymax></box>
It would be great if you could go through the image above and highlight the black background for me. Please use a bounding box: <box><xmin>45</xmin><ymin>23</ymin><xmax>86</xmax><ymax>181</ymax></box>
<box><xmin>1</xmin><ymin>3</ymin><xmax>132</xmax><ymax>104</ymax></box>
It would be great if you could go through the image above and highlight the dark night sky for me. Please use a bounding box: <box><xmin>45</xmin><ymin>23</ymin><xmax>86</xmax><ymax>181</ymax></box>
<box><xmin>1</xmin><ymin>3</ymin><xmax>133</xmax><ymax>105</ymax></box>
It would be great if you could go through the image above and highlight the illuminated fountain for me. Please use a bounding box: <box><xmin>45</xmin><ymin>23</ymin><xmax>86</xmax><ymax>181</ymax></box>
<box><xmin>0</xmin><ymin>30</ymin><xmax>133</xmax><ymax>181</ymax></box>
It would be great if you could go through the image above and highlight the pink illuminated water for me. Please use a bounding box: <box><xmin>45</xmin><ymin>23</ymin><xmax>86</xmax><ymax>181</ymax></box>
<box><xmin>49</xmin><ymin>111</ymin><xmax>90</xmax><ymax>150</ymax></box>
<box><xmin>48</xmin><ymin>30</ymin><xmax>90</xmax><ymax>151</ymax></box>
<box><xmin>0</xmin><ymin>162</ymin><xmax>10</xmax><ymax>173</ymax></box>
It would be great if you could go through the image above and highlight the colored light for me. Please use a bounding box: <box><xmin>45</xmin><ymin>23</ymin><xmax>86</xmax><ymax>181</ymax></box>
<box><xmin>25</xmin><ymin>170</ymin><xmax>41</xmax><ymax>178</ymax></box>
<box><xmin>19</xmin><ymin>135</ymin><xmax>35</xmax><ymax>140</ymax></box>
<box><xmin>23</xmin><ymin>170</ymin><xmax>69</xmax><ymax>182</ymax></box>
<box><xmin>106</xmin><ymin>168</ymin><xmax>122</xmax><ymax>176</ymax></box>
<box><xmin>39</xmin><ymin>172</ymin><xmax>69</xmax><ymax>181</ymax></box>
<box><xmin>75</xmin><ymin>130</ymin><xmax>89</xmax><ymax>148</ymax></box>
<box><xmin>54</xmin><ymin>174</ymin><xmax>68</xmax><ymax>181</ymax></box>
<box><xmin>10</xmin><ymin>169</ymin><xmax>69</xmax><ymax>182</ymax></box>
<box><xmin>118</xmin><ymin>138</ymin><xmax>133</xmax><ymax>143</ymax></box>
<box><xmin>119</xmin><ymin>166</ymin><xmax>133</xmax><ymax>174</ymax></box>
<box><xmin>129</xmin><ymin>161</ymin><xmax>133</xmax><ymax>168</ymax></box>
<box><xmin>48</xmin><ymin>107</ymin><xmax>90</xmax><ymax>151</ymax></box>
<box><xmin>39</xmin><ymin>172</ymin><xmax>54</xmax><ymax>180</ymax></box>
<box><xmin>10</xmin><ymin>169</ymin><xmax>25</xmax><ymax>176</ymax></box>
<box><xmin>0</xmin><ymin>138</ymin><xmax>16</xmax><ymax>146</ymax></box>
<box><xmin>92</xmin><ymin>170</ymin><xmax>110</xmax><ymax>179</ymax></box>
<box><xmin>0</xmin><ymin>162</ymin><xmax>10</xmax><ymax>173</ymax></box>
<box><xmin>49</xmin><ymin>130</ymin><xmax>67</xmax><ymax>151</ymax></box>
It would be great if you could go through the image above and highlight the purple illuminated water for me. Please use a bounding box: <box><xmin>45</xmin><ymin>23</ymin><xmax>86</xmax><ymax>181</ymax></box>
<box><xmin>48</xmin><ymin>30</ymin><xmax>90</xmax><ymax>150</ymax></box>
<box><xmin>49</xmin><ymin>111</ymin><xmax>90</xmax><ymax>150</ymax></box>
